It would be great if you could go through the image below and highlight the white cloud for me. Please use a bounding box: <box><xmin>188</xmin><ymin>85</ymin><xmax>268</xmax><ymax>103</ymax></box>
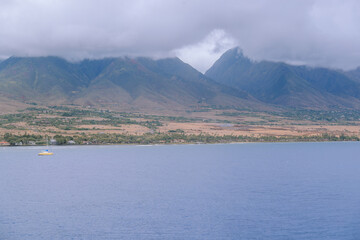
<box><xmin>0</xmin><ymin>0</ymin><xmax>360</xmax><ymax>70</ymax></box>
<box><xmin>173</xmin><ymin>29</ymin><xmax>237</xmax><ymax>73</ymax></box>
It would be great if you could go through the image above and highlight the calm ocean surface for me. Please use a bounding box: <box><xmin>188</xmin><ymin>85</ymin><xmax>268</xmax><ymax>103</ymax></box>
<box><xmin>1</xmin><ymin>142</ymin><xmax>360</xmax><ymax>240</ymax></box>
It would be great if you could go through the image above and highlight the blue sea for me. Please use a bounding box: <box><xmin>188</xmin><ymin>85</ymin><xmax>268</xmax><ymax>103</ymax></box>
<box><xmin>1</xmin><ymin>142</ymin><xmax>360</xmax><ymax>239</ymax></box>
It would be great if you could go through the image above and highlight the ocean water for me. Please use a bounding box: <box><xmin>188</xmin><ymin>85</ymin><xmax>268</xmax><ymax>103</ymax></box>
<box><xmin>0</xmin><ymin>142</ymin><xmax>360</xmax><ymax>240</ymax></box>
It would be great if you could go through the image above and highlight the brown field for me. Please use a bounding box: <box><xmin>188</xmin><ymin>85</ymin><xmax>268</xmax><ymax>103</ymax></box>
<box><xmin>0</xmin><ymin>97</ymin><xmax>28</xmax><ymax>113</ymax></box>
<box><xmin>157</xmin><ymin>122</ymin><xmax>360</xmax><ymax>137</ymax></box>
<box><xmin>1</xmin><ymin>104</ymin><xmax>360</xmax><ymax>139</ymax></box>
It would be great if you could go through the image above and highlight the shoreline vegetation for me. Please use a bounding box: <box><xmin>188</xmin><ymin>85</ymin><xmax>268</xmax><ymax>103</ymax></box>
<box><xmin>2</xmin><ymin>106</ymin><xmax>360</xmax><ymax>146</ymax></box>
<box><xmin>1</xmin><ymin>132</ymin><xmax>359</xmax><ymax>146</ymax></box>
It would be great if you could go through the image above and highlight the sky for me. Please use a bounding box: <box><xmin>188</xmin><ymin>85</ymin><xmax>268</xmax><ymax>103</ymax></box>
<box><xmin>0</xmin><ymin>0</ymin><xmax>359</xmax><ymax>72</ymax></box>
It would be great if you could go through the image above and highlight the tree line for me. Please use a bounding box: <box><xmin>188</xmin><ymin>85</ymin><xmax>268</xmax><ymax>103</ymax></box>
<box><xmin>1</xmin><ymin>132</ymin><xmax>360</xmax><ymax>146</ymax></box>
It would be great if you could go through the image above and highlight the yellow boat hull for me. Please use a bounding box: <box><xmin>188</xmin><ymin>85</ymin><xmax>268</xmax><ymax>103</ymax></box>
<box><xmin>38</xmin><ymin>152</ymin><xmax>53</xmax><ymax>156</ymax></box>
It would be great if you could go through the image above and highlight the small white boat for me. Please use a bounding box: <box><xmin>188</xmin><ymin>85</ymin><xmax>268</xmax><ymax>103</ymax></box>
<box><xmin>38</xmin><ymin>149</ymin><xmax>53</xmax><ymax>156</ymax></box>
<box><xmin>38</xmin><ymin>137</ymin><xmax>53</xmax><ymax>156</ymax></box>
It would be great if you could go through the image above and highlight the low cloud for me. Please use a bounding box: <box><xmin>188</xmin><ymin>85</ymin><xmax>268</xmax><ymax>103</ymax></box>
<box><xmin>174</xmin><ymin>29</ymin><xmax>237</xmax><ymax>73</ymax></box>
<box><xmin>0</xmin><ymin>0</ymin><xmax>359</xmax><ymax>71</ymax></box>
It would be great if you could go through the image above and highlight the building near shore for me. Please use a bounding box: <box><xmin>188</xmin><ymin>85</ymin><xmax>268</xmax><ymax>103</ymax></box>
<box><xmin>0</xmin><ymin>141</ymin><xmax>10</xmax><ymax>146</ymax></box>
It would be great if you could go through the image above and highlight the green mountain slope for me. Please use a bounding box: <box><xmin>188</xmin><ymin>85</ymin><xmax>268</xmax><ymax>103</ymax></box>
<box><xmin>78</xmin><ymin>57</ymin><xmax>263</xmax><ymax>110</ymax></box>
<box><xmin>0</xmin><ymin>56</ymin><xmax>266</xmax><ymax>111</ymax></box>
<box><xmin>346</xmin><ymin>67</ymin><xmax>360</xmax><ymax>83</ymax></box>
<box><xmin>0</xmin><ymin>56</ymin><xmax>87</xmax><ymax>103</ymax></box>
<box><xmin>206</xmin><ymin>47</ymin><xmax>360</xmax><ymax>109</ymax></box>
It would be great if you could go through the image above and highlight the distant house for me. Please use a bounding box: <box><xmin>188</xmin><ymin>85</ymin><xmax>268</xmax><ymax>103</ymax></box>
<box><xmin>67</xmin><ymin>140</ymin><xmax>76</xmax><ymax>145</ymax></box>
<box><xmin>50</xmin><ymin>139</ymin><xmax>57</xmax><ymax>145</ymax></box>
<box><xmin>0</xmin><ymin>141</ymin><xmax>10</xmax><ymax>146</ymax></box>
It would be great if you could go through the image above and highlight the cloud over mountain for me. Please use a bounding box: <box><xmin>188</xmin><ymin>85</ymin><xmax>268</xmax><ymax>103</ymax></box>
<box><xmin>1</xmin><ymin>0</ymin><xmax>360</xmax><ymax>71</ymax></box>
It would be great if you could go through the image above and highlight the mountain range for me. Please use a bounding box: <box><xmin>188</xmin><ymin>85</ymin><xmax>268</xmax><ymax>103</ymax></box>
<box><xmin>0</xmin><ymin>55</ymin><xmax>261</xmax><ymax>111</ymax></box>
<box><xmin>1</xmin><ymin>48</ymin><xmax>360</xmax><ymax>112</ymax></box>
<box><xmin>206</xmin><ymin>48</ymin><xmax>360</xmax><ymax>110</ymax></box>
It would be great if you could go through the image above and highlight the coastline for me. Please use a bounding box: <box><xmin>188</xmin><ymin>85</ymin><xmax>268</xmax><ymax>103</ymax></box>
<box><xmin>1</xmin><ymin>133</ymin><xmax>359</xmax><ymax>147</ymax></box>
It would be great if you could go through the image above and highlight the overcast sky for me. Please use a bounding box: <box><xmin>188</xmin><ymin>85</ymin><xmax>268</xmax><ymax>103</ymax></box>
<box><xmin>0</xmin><ymin>0</ymin><xmax>359</xmax><ymax>72</ymax></box>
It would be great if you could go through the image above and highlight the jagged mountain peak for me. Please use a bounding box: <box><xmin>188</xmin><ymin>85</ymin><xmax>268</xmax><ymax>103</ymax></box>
<box><xmin>217</xmin><ymin>47</ymin><xmax>250</xmax><ymax>62</ymax></box>
<box><xmin>227</xmin><ymin>47</ymin><xmax>246</xmax><ymax>58</ymax></box>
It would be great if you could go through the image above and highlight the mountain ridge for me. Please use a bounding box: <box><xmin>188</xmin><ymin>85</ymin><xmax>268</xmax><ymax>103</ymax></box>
<box><xmin>206</xmin><ymin>47</ymin><xmax>360</xmax><ymax>110</ymax></box>
<box><xmin>1</xmin><ymin>49</ymin><xmax>360</xmax><ymax>112</ymax></box>
<box><xmin>0</xmin><ymin>55</ymin><xmax>266</xmax><ymax>111</ymax></box>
